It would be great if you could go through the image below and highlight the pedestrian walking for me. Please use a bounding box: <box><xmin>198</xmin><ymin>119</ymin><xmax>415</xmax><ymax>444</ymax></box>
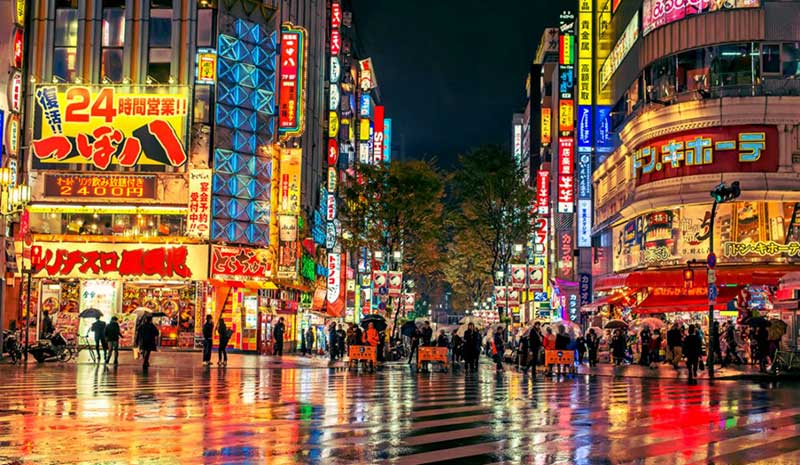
<box><xmin>711</xmin><ymin>321</ymin><xmax>722</xmax><ymax>367</ymax></box>
<box><xmin>492</xmin><ymin>326</ymin><xmax>505</xmax><ymax>372</ymax></box>
<box><xmin>304</xmin><ymin>327</ymin><xmax>316</xmax><ymax>356</ymax></box>
<box><xmin>586</xmin><ymin>328</ymin><xmax>600</xmax><ymax>367</ymax></box>
<box><xmin>104</xmin><ymin>316</ymin><xmax>121</xmax><ymax>365</ymax></box>
<box><xmin>273</xmin><ymin>317</ymin><xmax>285</xmax><ymax>356</ymax></box>
<box><xmin>421</xmin><ymin>321</ymin><xmax>433</xmax><ymax>347</ymax></box>
<box><xmin>451</xmin><ymin>330</ymin><xmax>463</xmax><ymax>363</ymax></box>
<box><xmin>723</xmin><ymin>323</ymin><xmax>743</xmax><ymax>366</ymax></box>
<box><xmin>756</xmin><ymin>325</ymin><xmax>770</xmax><ymax>372</ymax></box>
<box><xmin>336</xmin><ymin>325</ymin><xmax>346</xmax><ymax>359</ymax></box>
<box><xmin>611</xmin><ymin>329</ymin><xmax>627</xmax><ymax>366</ymax></box>
<box><xmin>463</xmin><ymin>323</ymin><xmax>481</xmax><ymax>373</ymax></box>
<box><xmin>407</xmin><ymin>326</ymin><xmax>420</xmax><ymax>365</ymax></box>
<box><xmin>217</xmin><ymin>318</ymin><xmax>230</xmax><ymax>366</ymax></box>
<box><xmin>576</xmin><ymin>335</ymin><xmax>587</xmax><ymax>364</ymax></box>
<box><xmin>90</xmin><ymin>316</ymin><xmax>108</xmax><ymax>363</ymax></box>
<box><xmin>436</xmin><ymin>330</ymin><xmax>449</xmax><ymax>348</ymax></box>
<box><xmin>363</xmin><ymin>322</ymin><xmax>379</xmax><ymax>370</ymax></box>
<box><xmin>526</xmin><ymin>322</ymin><xmax>543</xmax><ymax>376</ymax></box>
<box><xmin>40</xmin><ymin>311</ymin><xmax>54</xmax><ymax>339</ymax></box>
<box><xmin>639</xmin><ymin>326</ymin><xmax>652</xmax><ymax>366</ymax></box>
<box><xmin>329</xmin><ymin>322</ymin><xmax>338</xmax><ymax>362</ymax></box>
<box><xmin>136</xmin><ymin>315</ymin><xmax>159</xmax><ymax>370</ymax></box>
<box><xmin>649</xmin><ymin>329</ymin><xmax>663</xmax><ymax>368</ymax></box>
<box><xmin>202</xmin><ymin>315</ymin><xmax>214</xmax><ymax>365</ymax></box>
<box><xmin>666</xmin><ymin>323</ymin><xmax>683</xmax><ymax>368</ymax></box>
<box><xmin>683</xmin><ymin>324</ymin><xmax>702</xmax><ymax>383</ymax></box>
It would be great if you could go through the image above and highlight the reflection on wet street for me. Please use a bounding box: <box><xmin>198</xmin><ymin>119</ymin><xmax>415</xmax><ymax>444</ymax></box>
<box><xmin>1</xmin><ymin>357</ymin><xmax>800</xmax><ymax>464</ymax></box>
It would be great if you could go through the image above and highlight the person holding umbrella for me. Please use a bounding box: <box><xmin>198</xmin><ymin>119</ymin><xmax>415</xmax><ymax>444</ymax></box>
<box><xmin>363</xmin><ymin>322</ymin><xmax>380</xmax><ymax>370</ymax></box>
<box><xmin>90</xmin><ymin>316</ymin><xmax>108</xmax><ymax>363</ymax></box>
<box><xmin>463</xmin><ymin>323</ymin><xmax>481</xmax><ymax>373</ymax></box>
<box><xmin>104</xmin><ymin>316</ymin><xmax>121</xmax><ymax>365</ymax></box>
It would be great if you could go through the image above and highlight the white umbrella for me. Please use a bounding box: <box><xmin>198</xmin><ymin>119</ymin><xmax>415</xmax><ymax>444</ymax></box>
<box><xmin>132</xmin><ymin>307</ymin><xmax>152</xmax><ymax>317</ymax></box>
<box><xmin>459</xmin><ymin>316</ymin><xmax>482</xmax><ymax>326</ymax></box>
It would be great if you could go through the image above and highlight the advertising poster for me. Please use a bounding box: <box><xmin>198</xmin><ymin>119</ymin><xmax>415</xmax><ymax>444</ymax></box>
<box><xmin>387</xmin><ymin>271</ymin><xmax>403</xmax><ymax>296</ymax></box>
<box><xmin>327</xmin><ymin>253</ymin><xmax>345</xmax><ymax>317</ymax></box>
<box><xmin>278</xmin><ymin>23</ymin><xmax>307</xmax><ymax>137</ymax></box>
<box><xmin>186</xmin><ymin>169</ymin><xmax>212</xmax><ymax>239</ymax></box>
<box><xmin>31</xmin><ymin>85</ymin><xmax>189</xmax><ymax>170</ymax></box>
<box><xmin>280</xmin><ymin>148</ymin><xmax>302</xmax><ymax>214</ymax></box>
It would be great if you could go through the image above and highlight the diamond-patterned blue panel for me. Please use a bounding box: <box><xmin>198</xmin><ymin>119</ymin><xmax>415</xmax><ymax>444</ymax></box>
<box><xmin>254</xmin><ymin>157</ymin><xmax>271</xmax><ymax>179</ymax></box>
<box><xmin>253</xmin><ymin>200</ymin><xmax>271</xmax><ymax>225</ymax></box>
<box><xmin>237</xmin><ymin>63</ymin><xmax>258</xmax><ymax>88</ymax></box>
<box><xmin>246</xmin><ymin>223</ymin><xmax>268</xmax><ymax>245</ymax></box>
<box><xmin>212</xmin><ymin>173</ymin><xmax>233</xmax><ymax>197</ymax></box>
<box><xmin>251</xmin><ymin>90</ymin><xmax>273</xmax><ymax>115</ymax></box>
<box><xmin>231</xmin><ymin>130</ymin><xmax>256</xmax><ymax>154</ymax></box>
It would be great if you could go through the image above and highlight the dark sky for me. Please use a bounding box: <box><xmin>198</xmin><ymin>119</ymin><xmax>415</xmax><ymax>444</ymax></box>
<box><xmin>351</xmin><ymin>0</ymin><xmax>562</xmax><ymax>168</ymax></box>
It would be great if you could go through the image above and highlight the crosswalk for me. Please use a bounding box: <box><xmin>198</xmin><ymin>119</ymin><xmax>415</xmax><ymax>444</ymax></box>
<box><xmin>0</xmin><ymin>361</ymin><xmax>799</xmax><ymax>464</ymax></box>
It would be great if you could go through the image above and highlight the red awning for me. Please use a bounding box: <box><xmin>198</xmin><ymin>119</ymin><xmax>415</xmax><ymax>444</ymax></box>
<box><xmin>633</xmin><ymin>286</ymin><xmax>741</xmax><ymax>314</ymax></box>
<box><xmin>594</xmin><ymin>273</ymin><xmax>630</xmax><ymax>291</ymax></box>
<box><xmin>581</xmin><ymin>291</ymin><xmax>633</xmax><ymax>312</ymax></box>
<box><xmin>599</xmin><ymin>268</ymin><xmax>790</xmax><ymax>291</ymax></box>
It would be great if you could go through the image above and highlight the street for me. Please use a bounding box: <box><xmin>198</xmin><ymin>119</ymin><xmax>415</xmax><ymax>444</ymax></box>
<box><xmin>1</xmin><ymin>354</ymin><xmax>800</xmax><ymax>465</ymax></box>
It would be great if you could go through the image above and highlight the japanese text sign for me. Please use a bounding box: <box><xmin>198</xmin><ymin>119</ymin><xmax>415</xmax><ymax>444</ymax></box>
<box><xmin>536</xmin><ymin>170</ymin><xmax>550</xmax><ymax>216</ymax></box>
<box><xmin>44</xmin><ymin>173</ymin><xmax>157</xmax><ymax>201</ymax></box>
<box><xmin>632</xmin><ymin>125</ymin><xmax>778</xmax><ymax>186</ymax></box>
<box><xmin>210</xmin><ymin>245</ymin><xmax>272</xmax><ymax>280</ymax></box>
<box><xmin>278</xmin><ymin>23</ymin><xmax>307</xmax><ymax>138</ymax></box>
<box><xmin>559</xmin><ymin>100</ymin><xmax>574</xmax><ymax>133</ymax></box>
<box><xmin>327</xmin><ymin>253</ymin><xmax>345</xmax><ymax>317</ymax></box>
<box><xmin>541</xmin><ymin>108</ymin><xmax>552</xmax><ymax>145</ymax></box>
<box><xmin>31</xmin><ymin>85</ymin><xmax>189</xmax><ymax>170</ymax></box>
<box><xmin>31</xmin><ymin>243</ymin><xmax>208</xmax><ymax>280</ymax></box>
<box><xmin>280</xmin><ymin>148</ymin><xmax>302</xmax><ymax>214</ymax></box>
<box><xmin>186</xmin><ymin>169</ymin><xmax>212</xmax><ymax>239</ymax></box>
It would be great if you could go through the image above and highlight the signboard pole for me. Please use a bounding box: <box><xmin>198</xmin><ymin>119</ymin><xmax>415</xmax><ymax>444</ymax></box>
<box><xmin>707</xmin><ymin>200</ymin><xmax>719</xmax><ymax>379</ymax></box>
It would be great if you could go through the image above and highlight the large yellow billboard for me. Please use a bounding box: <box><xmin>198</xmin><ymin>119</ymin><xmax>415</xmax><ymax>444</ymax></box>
<box><xmin>31</xmin><ymin>85</ymin><xmax>189</xmax><ymax>170</ymax></box>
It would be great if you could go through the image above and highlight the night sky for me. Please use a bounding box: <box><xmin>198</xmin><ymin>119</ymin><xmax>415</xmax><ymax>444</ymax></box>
<box><xmin>351</xmin><ymin>1</ymin><xmax>563</xmax><ymax>168</ymax></box>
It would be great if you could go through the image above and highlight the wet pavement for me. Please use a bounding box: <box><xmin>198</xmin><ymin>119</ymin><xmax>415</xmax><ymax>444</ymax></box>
<box><xmin>1</xmin><ymin>353</ymin><xmax>800</xmax><ymax>465</ymax></box>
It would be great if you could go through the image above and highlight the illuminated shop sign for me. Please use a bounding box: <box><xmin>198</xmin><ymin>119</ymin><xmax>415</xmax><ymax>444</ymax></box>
<box><xmin>559</xmin><ymin>35</ymin><xmax>574</xmax><ymax>65</ymax></box>
<box><xmin>43</xmin><ymin>174</ymin><xmax>157</xmax><ymax>200</ymax></box>
<box><xmin>373</xmin><ymin>106</ymin><xmax>384</xmax><ymax>165</ymax></box>
<box><xmin>536</xmin><ymin>170</ymin><xmax>550</xmax><ymax>216</ymax></box>
<box><xmin>5</xmin><ymin>113</ymin><xmax>19</xmax><ymax>158</ymax></box>
<box><xmin>559</xmin><ymin>66</ymin><xmax>574</xmax><ymax>99</ymax></box>
<box><xmin>577</xmin><ymin>0</ymin><xmax>593</xmax><ymax>106</ymax></box>
<box><xmin>8</xmin><ymin>71</ymin><xmax>22</xmax><ymax>112</ymax></box>
<box><xmin>359</xmin><ymin>94</ymin><xmax>371</xmax><ymax>117</ymax></box>
<box><xmin>327</xmin><ymin>253</ymin><xmax>345</xmax><ymax>316</ymax></box>
<box><xmin>559</xmin><ymin>100</ymin><xmax>574</xmax><ymax>132</ymax></box>
<box><xmin>595</xmin><ymin>106</ymin><xmax>612</xmax><ymax>154</ymax></box>
<box><xmin>577</xmin><ymin>199</ymin><xmax>592</xmax><ymax>247</ymax></box>
<box><xmin>359</xmin><ymin>58</ymin><xmax>377</xmax><ymax>91</ymax></box>
<box><xmin>599</xmin><ymin>11</ymin><xmax>638</xmax><ymax>90</ymax></box>
<box><xmin>195</xmin><ymin>49</ymin><xmax>217</xmax><ymax>84</ymax></box>
<box><xmin>186</xmin><ymin>169</ymin><xmax>212</xmax><ymax>239</ymax></box>
<box><xmin>328</xmin><ymin>111</ymin><xmax>339</xmax><ymax>138</ymax></box>
<box><xmin>31</xmin><ymin>243</ymin><xmax>208</xmax><ymax>280</ymax></box>
<box><xmin>541</xmin><ymin>108</ymin><xmax>552</xmax><ymax>144</ymax></box>
<box><xmin>612</xmin><ymin>201</ymin><xmax>800</xmax><ymax>272</ymax></box>
<box><xmin>643</xmin><ymin>0</ymin><xmax>760</xmax><ymax>36</ymax></box>
<box><xmin>557</xmin><ymin>137</ymin><xmax>574</xmax><ymax>214</ymax></box>
<box><xmin>330</xmin><ymin>56</ymin><xmax>341</xmax><ymax>83</ymax></box>
<box><xmin>31</xmin><ymin>85</ymin><xmax>189</xmax><ymax>170</ymax></box>
<box><xmin>632</xmin><ymin>125</ymin><xmax>778</xmax><ymax>186</ymax></box>
<box><xmin>210</xmin><ymin>245</ymin><xmax>272</xmax><ymax>280</ymax></box>
<box><xmin>577</xmin><ymin>106</ymin><xmax>592</xmax><ymax>152</ymax></box>
<box><xmin>13</xmin><ymin>27</ymin><xmax>23</xmax><ymax>69</ymax></box>
<box><xmin>278</xmin><ymin>23</ymin><xmax>308</xmax><ymax>138</ymax></box>
<box><xmin>383</xmin><ymin>118</ymin><xmax>392</xmax><ymax>164</ymax></box>
<box><xmin>280</xmin><ymin>148</ymin><xmax>302</xmax><ymax>214</ymax></box>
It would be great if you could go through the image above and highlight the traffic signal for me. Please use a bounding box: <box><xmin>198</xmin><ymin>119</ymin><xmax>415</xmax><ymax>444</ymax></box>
<box><xmin>710</xmin><ymin>181</ymin><xmax>741</xmax><ymax>203</ymax></box>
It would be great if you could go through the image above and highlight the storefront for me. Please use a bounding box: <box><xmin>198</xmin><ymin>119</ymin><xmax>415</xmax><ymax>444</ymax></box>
<box><xmin>27</xmin><ymin>241</ymin><xmax>209</xmax><ymax>348</ymax></box>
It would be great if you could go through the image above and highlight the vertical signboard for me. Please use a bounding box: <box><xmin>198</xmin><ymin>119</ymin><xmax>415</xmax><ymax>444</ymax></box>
<box><xmin>577</xmin><ymin>0</ymin><xmax>593</xmax><ymax>106</ymax></box>
<box><xmin>536</xmin><ymin>170</ymin><xmax>550</xmax><ymax>216</ymax></box>
<box><xmin>383</xmin><ymin>118</ymin><xmax>392</xmax><ymax>164</ymax></box>
<box><xmin>557</xmin><ymin>137</ymin><xmax>574</xmax><ymax>214</ymax></box>
<box><xmin>279</xmin><ymin>148</ymin><xmax>302</xmax><ymax>214</ymax></box>
<box><xmin>186</xmin><ymin>169</ymin><xmax>212</xmax><ymax>239</ymax></box>
<box><xmin>373</xmin><ymin>105</ymin><xmax>384</xmax><ymax>165</ymax></box>
<box><xmin>278</xmin><ymin>23</ymin><xmax>307</xmax><ymax>138</ymax></box>
<box><xmin>541</xmin><ymin>108</ymin><xmax>551</xmax><ymax>145</ymax></box>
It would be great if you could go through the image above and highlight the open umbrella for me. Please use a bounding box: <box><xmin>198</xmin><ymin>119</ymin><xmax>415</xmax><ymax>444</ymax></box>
<box><xmin>360</xmin><ymin>314</ymin><xmax>387</xmax><ymax>332</ymax></box>
<box><xmin>151</xmin><ymin>311</ymin><xmax>169</xmax><ymax>318</ymax></box>
<box><xmin>745</xmin><ymin>316</ymin><xmax>770</xmax><ymax>327</ymax></box>
<box><xmin>634</xmin><ymin>318</ymin><xmax>665</xmax><ymax>330</ymax></box>
<box><xmin>604</xmin><ymin>319</ymin><xmax>628</xmax><ymax>330</ymax></box>
<box><xmin>768</xmin><ymin>319</ymin><xmax>787</xmax><ymax>340</ymax></box>
<box><xmin>459</xmin><ymin>316</ymin><xmax>482</xmax><ymax>326</ymax></box>
<box><xmin>79</xmin><ymin>308</ymin><xmax>103</xmax><ymax>319</ymax></box>
<box><xmin>400</xmin><ymin>320</ymin><xmax>418</xmax><ymax>337</ymax></box>
<box><xmin>132</xmin><ymin>307</ymin><xmax>152</xmax><ymax>317</ymax></box>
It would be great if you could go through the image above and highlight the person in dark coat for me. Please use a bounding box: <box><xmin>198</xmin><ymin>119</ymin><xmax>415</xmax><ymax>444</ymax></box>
<box><xmin>90</xmin><ymin>316</ymin><xmax>108</xmax><ymax>363</ymax></box>
<box><xmin>202</xmin><ymin>315</ymin><xmax>214</xmax><ymax>365</ymax></box>
<box><xmin>336</xmin><ymin>325</ymin><xmax>346</xmax><ymax>359</ymax></box>
<box><xmin>555</xmin><ymin>325</ymin><xmax>570</xmax><ymax>350</ymax></box>
<box><xmin>273</xmin><ymin>317</ymin><xmax>285</xmax><ymax>356</ymax></box>
<box><xmin>328</xmin><ymin>323</ymin><xmax>338</xmax><ymax>361</ymax></box>
<box><xmin>586</xmin><ymin>328</ymin><xmax>600</xmax><ymax>367</ymax></box>
<box><xmin>639</xmin><ymin>326</ymin><xmax>652</xmax><ymax>366</ymax></box>
<box><xmin>526</xmin><ymin>322</ymin><xmax>543</xmax><ymax>376</ymax></box>
<box><xmin>104</xmin><ymin>316</ymin><xmax>122</xmax><ymax>365</ymax></box>
<box><xmin>137</xmin><ymin>316</ymin><xmax>159</xmax><ymax>370</ymax></box>
<box><xmin>40</xmin><ymin>311</ymin><xmax>54</xmax><ymax>339</ymax></box>
<box><xmin>217</xmin><ymin>317</ymin><xmax>230</xmax><ymax>366</ymax></box>
<box><xmin>463</xmin><ymin>323</ymin><xmax>481</xmax><ymax>373</ymax></box>
<box><xmin>421</xmin><ymin>322</ymin><xmax>433</xmax><ymax>347</ymax></box>
<box><xmin>666</xmin><ymin>323</ymin><xmax>683</xmax><ymax>368</ymax></box>
<box><xmin>710</xmin><ymin>321</ymin><xmax>722</xmax><ymax>367</ymax></box>
<box><xmin>304</xmin><ymin>327</ymin><xmax>316</xmax><ymax>356</ymax></box>
<box><xmin>407</xmin><ymin>326</ymin><xmax>421</xmax><ymax>365</ymax></box>
<box><xmin>436</xmin><ymin>330</ymin><xmax>449</xmax><ymax>348</ymax></box>
<box><xmin>611</xmin><ymin>329</ymin><xmax>627</xmax><ymax>366</ymax></box>
<box><xmin>492</xmin><ymin>326</ymin><xmax>505</xmax><ymax>372</ymax></box>
<box><xmin>683</xmin><ymin>324</ymin><xmax>703</xmax><ymax>382</ymax></box>
<box><xmin>756</xmin><ymin>325</ymin><xmax>770</xmax><ymax>372</ymax></box>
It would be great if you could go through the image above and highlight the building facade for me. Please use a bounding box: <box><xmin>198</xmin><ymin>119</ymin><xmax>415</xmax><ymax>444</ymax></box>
<box><xmin>2</xmin><ymin>0</ymin><xmax>344</xmax><ymax>354</ymax></box>
<box><xmin>589</xmin><ymin>1</ymin><xmax>800</xmax><ymax>329</ymax></box>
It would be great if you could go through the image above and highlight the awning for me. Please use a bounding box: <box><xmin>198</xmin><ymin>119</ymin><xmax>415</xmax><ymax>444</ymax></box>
<box><xmin>208</xmin><ymin>279</ymin><xmax>278</xmax><ymax>290</ymax></box>
<box><xmin>633</xmin><ymin>286</ymin><xmax>741</xmax><ymax>314</ymax></box>
<box><xmin>599</xmin><ymin>268</ymin><xmax>791</xmax><ymax>290</ymax></box>
<box><xmin>779</xmin><ymin>271</ymin><xmax>800</xmax><ymax>291</ymax></box>
<box><xmin>581</xmin><ymin>291</ymin><xmax>633</xmax><ymax>312</ymax></box>
<box><xmin>594</xmin><ymin>273</ymin><xmax>630</xmax><ymax>292</ymax></box>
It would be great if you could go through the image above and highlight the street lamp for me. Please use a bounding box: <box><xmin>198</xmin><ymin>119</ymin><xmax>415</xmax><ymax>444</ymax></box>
<box><xmin>706</xmin><ymin>181</ymin><xmax>740</xmax><ymax>379</ymax></box>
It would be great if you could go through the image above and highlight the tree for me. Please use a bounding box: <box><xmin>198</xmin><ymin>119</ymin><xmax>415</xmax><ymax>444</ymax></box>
<box><xmin>443</xmin><ymin>225</ymin><xmax>493</xmax><ymax>313</ymax></box>
<box><xmin>448</xmin><ymin>145</ymin><xmax>532</xmax><ymax>319</ymax></box>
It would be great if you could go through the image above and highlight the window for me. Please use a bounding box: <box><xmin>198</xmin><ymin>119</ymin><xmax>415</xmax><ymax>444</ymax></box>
<box><xmin>710</xmin><ymin>44</ymin><xmax>755</xmax><ymax>87</ymax></box>
<box><xmin>101</xmin><ymin>1</ymin><xmax>126</xmax><ymax>83</ymax></box>
<box><xmin>197</xmin><ymin>8</ymin><xmax>215</xmax><ymax>47</ymax></box>
<box><xmin>781</xmin><ymin>43</ymin><xmax>800</xmax><ymax>78</ymax></box>
<box><xmin>147</xmin><ymin>4</ymin><xmax>172</xmax><ymax>83</ymax></box>
<box><xmin>53</xmin><ymin>2</ymin><xmax>79</xmax><ymax>82</ymax></box>
<box><xmin>762</xmin><ymin>44</ymin><xmax>781</xmax><ymax>74</ymax></box>
<box><xmin>676</xmin><ymin>48</ymin><xmax>710</xmax><ymax>93</ymax></box>
<box><xmin>194</xmin><ymin>85</ymin><xmax>213</xmax><ymax>124</ymax></box>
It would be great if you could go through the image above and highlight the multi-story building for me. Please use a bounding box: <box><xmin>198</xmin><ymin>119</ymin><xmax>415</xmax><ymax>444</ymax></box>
<box><xmin>590</xmin><ymin>1</ymin><xmax>800</xmax><ymax>331</ymax></box>
<box><xmin>2</xmin><ymin>0</ymin><xmax>335</xmax><ymax>355</ymax></box>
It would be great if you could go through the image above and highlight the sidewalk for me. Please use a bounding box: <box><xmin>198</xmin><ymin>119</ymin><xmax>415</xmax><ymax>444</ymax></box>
<box><xmin>570</xmin><ymin>362</ymin><xmax>786</xmax><ymax>382</ymax></box>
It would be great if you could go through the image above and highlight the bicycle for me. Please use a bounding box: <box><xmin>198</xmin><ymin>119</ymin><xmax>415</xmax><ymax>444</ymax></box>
<box><xmin>78</xmin><ymin>335</ymin><xmax>97</xmax><ymax>363</ymax></box>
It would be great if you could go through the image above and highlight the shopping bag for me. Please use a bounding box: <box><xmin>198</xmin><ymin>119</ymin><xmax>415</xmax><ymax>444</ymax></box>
<box><xmin>133</xmin><ymin>347</ymin><xmax>140</xmax><ymax>360</ymax></box>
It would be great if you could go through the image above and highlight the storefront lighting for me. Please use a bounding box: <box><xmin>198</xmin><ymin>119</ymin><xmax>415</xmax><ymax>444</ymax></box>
<box><xmin>0</xmin><ymin>168</ymin><xmax>12</xmax><ymax>187</ymax></box>
<box><xmin>74</xmin><ymin>76</ymin><xmax>82</xmax><ymax>84</ymax></box>
<box><xmin>28</xmin><ymin>204</ymin><xmax>188</xmax><ymax>215</ymax></box>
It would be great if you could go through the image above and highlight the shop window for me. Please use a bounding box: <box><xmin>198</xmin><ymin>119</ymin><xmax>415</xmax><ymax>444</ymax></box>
<box><xmin>197</xmin><ymin>8</ymin><xmax>215</xmax><ymax>47</ymax></box>
<box><xmin>762</xmin><ymin>44</ymin><xmax>781</xmax><ymax>74</ymax></box>
<box><xmin>53</xmin><ymin>6</ymin><xmax>78</xmax><ymax>82</ymax></box>
<box><xmin>194</xmin><ymin>84</ymin><xmax>213</xmax><ymax>124</ymax></box>
<box><xmin>148</xmin><ymin>48</ymin><xmax>171</xmax><ymax>84</ymax></box>
<box><xmin>710</xmin><ymin>44</ymin><xmax>755</xmax><ymax>88</ymax></box>
<box><xmin>647</xmin><ymin>55</ymin><xmax>676</xmax><ymax>102</ymax></box>
<box><xmin>676</xmin><ymin>48</ymin><xmax>710</xmax><ymax>93</ymax></box>
<box><xmin>101</xmin><ymin>1</ymin><xmax>125</xmax><ymax>83</ymax></box>
<box><xmin>29</xmin><ymin>212</ymin><xmax>186</xmax><ymax>238</ymax></box>
<box><xmin>781</xmin><ymin>43</ymin><xmax>800</xmax><ymax>78</ymax></box>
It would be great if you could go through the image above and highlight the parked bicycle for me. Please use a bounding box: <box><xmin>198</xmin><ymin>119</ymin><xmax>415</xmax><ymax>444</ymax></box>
<box><xmin>2</xmin><ymin>330</ymin><xmax>23</xmax><ymax>364</ymax></box>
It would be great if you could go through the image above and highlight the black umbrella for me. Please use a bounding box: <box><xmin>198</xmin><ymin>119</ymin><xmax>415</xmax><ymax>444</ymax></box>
<box><xmin>745</xmin><ymin>316</ymin><xmax>770</xmax><ymax>327</ymax></box>
<box><xmin>79</xmin><ymin>308</ymin><xmax>103</xmax><ymax>319</ymax></box>
<box><xmin>360</xmin><ymin>314</ymin><xmax>387</xmax><ymax>332</ymax></box>
<box><xmin>151</xmin><ymin>311</ymin><xmax>168</xmax><ymax>318</ymax></box>
<box><xmin>400</xmin><ymin>320</ymin><xmax>418</xmax><ymax>337</ymax></box>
